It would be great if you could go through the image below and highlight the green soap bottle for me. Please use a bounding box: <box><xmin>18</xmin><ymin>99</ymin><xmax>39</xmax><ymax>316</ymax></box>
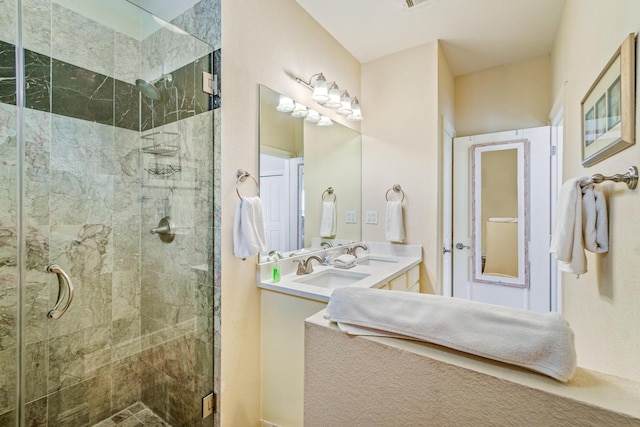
<box><xmin>273</xmin><ymin>257</ymin><xmax>280</xmax><ymax>282</ymax></box>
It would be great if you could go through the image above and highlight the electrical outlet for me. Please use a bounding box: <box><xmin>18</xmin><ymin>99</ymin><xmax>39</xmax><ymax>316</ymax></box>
<box><xmin>365</xmin><ymin>211</ymin><xmax>378</xmax><ymax>224</ymax></box>
<box><xmin>202</xmin><ymin>393</ymin><xmax>215</xmax><ymax>418</ymax></box>
<box><xmin>345</xmin><ymin>210</ymin><xmax>357</xmax><ymax>224</ymax></box>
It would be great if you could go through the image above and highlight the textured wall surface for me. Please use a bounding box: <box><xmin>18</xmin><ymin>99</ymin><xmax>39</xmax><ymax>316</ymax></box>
<box><xmin>305</xmin><ymin>315</ymin><xmax>640</xmax><ymax>427</ymax></box>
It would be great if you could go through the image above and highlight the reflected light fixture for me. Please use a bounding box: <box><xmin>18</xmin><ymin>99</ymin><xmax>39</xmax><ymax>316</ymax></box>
<box><xmin>347</xmin><ymin>97</ymin><xmax>363</xmax><ymax>121</ymax></box>
<box><xmin>305</xmin><ymin>109</ymin><xmax>320</xmax><ymax>123</ymax></box>
<box><xmin>291</xmin><ymin>102</ymin><xmax>308</xmax><ymax>118</ymax></box>
<box><xmin>317</xmin><ymin>115</ymin><xmax>333</xmax><ymax>127</ymax></box>
<box><xmin>337</xmin><ymin>90</ymin><xmax>353</xmax><ymax>116</ymax></box>
<box><xmin>276</xmin><ymin>95</ymin><xmax>294</xmax><ymax>112</ymax></box>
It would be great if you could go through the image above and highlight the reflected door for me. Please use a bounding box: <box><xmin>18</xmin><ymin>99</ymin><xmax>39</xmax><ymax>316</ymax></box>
<box><xmin>452</xmin><ymin>127</ymin><xmax>552</xmax><ymax>312</ymax></box>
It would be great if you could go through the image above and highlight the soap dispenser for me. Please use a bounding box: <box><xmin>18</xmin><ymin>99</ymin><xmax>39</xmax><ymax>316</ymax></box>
<box><xmin>269</xmin><ymin>251</ymin><xmax>282</xmax><ymax>282</ymax></box>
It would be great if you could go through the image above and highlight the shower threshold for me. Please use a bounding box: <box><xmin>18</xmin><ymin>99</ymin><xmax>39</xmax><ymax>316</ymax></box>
<box><xmin>92</xmin><ymin>402</ymin><xmax>170</xmax><ymax>426</ymax></box>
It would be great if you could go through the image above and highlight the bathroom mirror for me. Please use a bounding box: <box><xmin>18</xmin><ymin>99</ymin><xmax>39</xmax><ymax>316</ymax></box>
<box><xmin>471</xmin><ymin>140</ymin><xmax>529</xmax><ymax>288</ymax></box>
<box><xmin>258</xmin><ymin>84</ymin><xmax>362</xmax><ymax>258</ymax></box>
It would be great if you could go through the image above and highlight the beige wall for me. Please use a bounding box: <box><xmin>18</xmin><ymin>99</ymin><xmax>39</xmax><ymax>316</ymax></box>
<box><xmin>361</xmin><ymin>42</ymin><xmax>443</xmax><ymax>293</ymax></box>
<box><xmin>551</xmin><ymin>0</ymin><xmax>640</xmax><ymax>382</ymax></box>
<box><xmin>220</xmin><ymin>0</ymin><xmax>360</xmax><ymax>424</ymax></box>
<box><xmin>455</xmin><ymin>56</ymin><xmax>551</xmax><ymax>136</ymax></box>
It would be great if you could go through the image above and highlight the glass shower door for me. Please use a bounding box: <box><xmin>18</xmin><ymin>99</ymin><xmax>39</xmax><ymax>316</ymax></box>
<box><xmin>0</xmin><ymin>0</ymin><xmax>218</xmax><ymax>425</ymax></box>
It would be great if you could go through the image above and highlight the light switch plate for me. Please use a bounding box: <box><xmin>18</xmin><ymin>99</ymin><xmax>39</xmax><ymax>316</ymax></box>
<box><xmin>345</xmin><ymin>210</ymin><xmax>357</xmax><ymax>224</ymax></box>
<box><xmin>365</xmin><ymin>211</ymin><xmax>378</xmax><ymax>224</ymax></box>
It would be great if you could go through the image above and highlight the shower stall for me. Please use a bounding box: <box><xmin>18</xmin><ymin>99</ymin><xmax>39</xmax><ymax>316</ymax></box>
<box><xmin>0</xmin><ymin>0</ymin><xmax>219</xmax><ymax>425</ymax></box>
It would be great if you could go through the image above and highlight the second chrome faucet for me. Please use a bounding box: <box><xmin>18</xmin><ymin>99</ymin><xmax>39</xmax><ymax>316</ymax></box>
<box><xmin>295</xmin><ymin>255</ymin><xmax>323</xmax><ymax>275</ymax></box>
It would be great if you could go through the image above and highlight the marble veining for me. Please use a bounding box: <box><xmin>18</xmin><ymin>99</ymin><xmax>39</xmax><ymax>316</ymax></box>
<box><xmin>0</xmin><ymin>0</ymin><xmax>16</xmax><ymax>45</ymax></box>
<box><xmin>0</xmin><ymin>40</ymin><xmax>16</xmax><ymax>106</ymax></box>
<box><xmin>22</xmin><ymin>0</ymin><xmax>52</xmax><ymax>56</ymax></box>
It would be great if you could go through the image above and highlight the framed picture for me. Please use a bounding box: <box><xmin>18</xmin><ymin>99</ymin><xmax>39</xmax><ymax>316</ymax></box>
<box><xmin>581</xmin><ymin>33</ymin><xmax>636</xmax><ymax>167</ymax></box>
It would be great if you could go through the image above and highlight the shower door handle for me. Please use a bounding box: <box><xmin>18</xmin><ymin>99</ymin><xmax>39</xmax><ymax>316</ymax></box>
<box><xmin>47</xmin><ymin>265</ymin><xmax>74</xmax><ymax>320</ymax></box>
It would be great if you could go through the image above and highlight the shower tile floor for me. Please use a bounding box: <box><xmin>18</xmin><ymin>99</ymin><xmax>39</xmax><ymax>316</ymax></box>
<box><xmin>92</xmin><ymin>402</ymin><xmax>170</xmax><ymax>426</ymax></box>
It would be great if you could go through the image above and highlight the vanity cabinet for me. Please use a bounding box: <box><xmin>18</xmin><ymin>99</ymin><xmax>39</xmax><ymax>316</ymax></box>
<box><xmin>261</xmin><ymin>290</ymin><xmax>326</xmax><ymax>427</ymax></box>
<box><xmin>387</xmin><ymin>265</ymin><xmax>420</xmax><ymax>293</ymax></box>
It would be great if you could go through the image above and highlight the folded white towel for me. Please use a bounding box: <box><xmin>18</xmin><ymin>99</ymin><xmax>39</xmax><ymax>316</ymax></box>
<box><xmin>333</xmin><ymin>254</ymin><xmax>356</xmax><ymax>266</ymax></box>
<box><xmin>488</xmin><ymin>217</ymin><xmax>518</xmax><ymax>223</ymax></box>
<box><xmin>233</xmin><ymin>196</ymin><xmax>267</xmax><ymax>259</ymax></box>
<box><xmin>385</xmin><ymin>200</ymin><xmax>405</xmax><ymax>243</ymax></box>
<box><xmin>550</xmin><ymin>177</ymin><xmax>587</xmax><ymax>275</ymax></box>
<box><xmin>582</xmin><ymin>185</ymin><xmax>608</xmax><ymax>253</ymax></box>
<box><xmin>325</xmin><ymin>287</ymin><xmax>577</xmax><ymax>382</ymax></box>
<box><xmin>320</xmin><ymin>201</ymin><xmax>337</xmax><ymax>237</ymax></box>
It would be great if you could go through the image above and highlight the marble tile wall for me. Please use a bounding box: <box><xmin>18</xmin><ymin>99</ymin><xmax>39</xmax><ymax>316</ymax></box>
<box><xmin>0</xmin><ymin>0</ymin><xmax>220</xmax><ymax>425</ymax></box>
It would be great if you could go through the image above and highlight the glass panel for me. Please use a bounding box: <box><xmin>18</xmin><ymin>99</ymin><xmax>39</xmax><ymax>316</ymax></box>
<box><xmin>0</xmin><ymin>0</ymin><xmax>218</xmax><ymax>425</ymax></box>
<box><xmin>0</xmin><ymin>0</ymin><xmax>19</xmax><ymax>421</ymax></box>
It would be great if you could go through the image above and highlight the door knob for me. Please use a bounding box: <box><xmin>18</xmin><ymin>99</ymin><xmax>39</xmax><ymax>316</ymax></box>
<box><xmin>455</xmin><ymin>243</ymin><xmax>470</xmax><ymax>250</ymax></box>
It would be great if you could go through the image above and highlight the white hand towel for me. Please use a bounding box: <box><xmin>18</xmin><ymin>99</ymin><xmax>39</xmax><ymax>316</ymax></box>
<box><xmin>550</xmin><ymin>177</ymin><xmax>587</xmax><ymax>275</ymax></box>
<box><xmin>333</xmin><ymin>254</ymin><xmax>356</xmax><ymax>266</ymax></box>
<box><xmin>320</xmin><ymin>201</ymin><xmax>337</xmax><ymax>237</ymax></box>
<box><xmin>385</xmin><ymin>200</ymin><xmax>405</xmax><ymax>243</ymax></box>
<box><xmin>582</xmin><ymin>185</ymin><xmax>608</xmax><ymax>253</ymax></box>
<box><xmin>233</xmin><ymin>196</ymin><xmax>267</xmax><ymax>259</ymax></box>
<box><xmin>325</xmin><ymin>287</ymin><xmax>577</xmax><ymax>382</ymax></box>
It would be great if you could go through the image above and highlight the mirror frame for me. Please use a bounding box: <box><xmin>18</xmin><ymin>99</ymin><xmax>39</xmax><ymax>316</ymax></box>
<box><xmin>471</xmin><ymin>139</ymin><xmax>530</xmax><ymax>288</ymax></box>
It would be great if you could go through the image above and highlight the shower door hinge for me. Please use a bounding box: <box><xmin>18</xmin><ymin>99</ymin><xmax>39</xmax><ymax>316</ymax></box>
<box><xmin>202</xmin><ymin>72</ymin><xmax>217</xmax><ymax>96</ymax></box>
<box><xmin>550</xmin><ymin>145</ymin><xmax>557</xmax><ymax>156</ymax></box>
<box><xmin>202</xmin><ymin>392</ymin><xmax>216</xmax><ymax>418</ymax></box>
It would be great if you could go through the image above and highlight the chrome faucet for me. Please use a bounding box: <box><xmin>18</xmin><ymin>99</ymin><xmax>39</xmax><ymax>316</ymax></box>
<box><xmin>346</xmin><ymin>243</ymin><xmax>368</xmax><ymax>258</ymax></box>
<box><xmin>294</xmin><ymin>255</ymin><xmax>323</xmax><ymax>275</ymax></box>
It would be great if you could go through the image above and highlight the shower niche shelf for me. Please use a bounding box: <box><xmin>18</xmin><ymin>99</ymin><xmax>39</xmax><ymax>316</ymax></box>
<box><xmin>141</xmin><ymin>131</ymin><xmax>180</xmax><ymax>157</ymax></box>
<box><xmin>144</xmin><ymin>164</ymin><xmax>182</xmax><ymax>176</ymax></box>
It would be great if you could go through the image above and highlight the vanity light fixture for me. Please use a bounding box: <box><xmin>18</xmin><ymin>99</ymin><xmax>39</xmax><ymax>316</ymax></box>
<box><xmin>347</xmin><ymin>97</ymin><xmax>363</xmax><ymax>121</ymax></box>
<box><xmin>276</xmin><ymin>95</ymin><xmax>295</xmax><ymax>112</ymax></box>
<box><xmin>291</xmin><ymin>102</ymin><xmax>308</xmax><ymax>118</ymax></box>
<box><xmin>296</xmin><ymin>72</ymin><xmax>363</xmax><ymax>120</ymax></box>
<box><xmin>337</xmin><ymin>90</ymin><xmax>353</xmax><ymax>116</ymax></box>
<box><xmin>317</xmin><ymin>115</ymin><xmax>333</xmax><ymax>127</ymax></box>
<box><xmin>295</xmin><ymin>73</ymin><xmax>331</xmax><ymax>104</ymax></box>
<box><xmin>305</xmin><ymin>109</ymin><xmax>321</xmax><ymax>123</ymax></box>
<box><xmin>324</xmin><ymin>82</ymin><xmax>342</xmax><ymax>108</ymax></box>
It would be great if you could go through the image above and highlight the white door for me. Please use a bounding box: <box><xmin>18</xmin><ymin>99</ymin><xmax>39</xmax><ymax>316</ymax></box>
<box><xmin>452</xmin><ymin>127</ymin><xmax>552</xmax><ymax>312</ymax></box>
<box><xmin>441</xmin><ymin>118</ymin><xmax>455</xmax><ymax>296</ymax></box>
<box><xmin>260</xmin><ymin>154</ymin><xmax>290</xmax><ymax>252</ymax></box>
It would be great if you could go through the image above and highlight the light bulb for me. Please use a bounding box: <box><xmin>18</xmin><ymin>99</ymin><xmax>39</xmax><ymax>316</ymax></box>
<box><xmin>347</xmin><ymin>97</ymin><xmax>363</xmax><ymax>121</ymax></box>
<box><xmin>317</xmin><ymin>115</ymin><xmax>333</xmax><ymax>127</ymax></box>
<box><xmin>324</xmin><ymin>82</ymin><xmax>341</xmax><ymax>109</ymax></box>
<box><xmin>337</xmin><ymin>91</ymin><xmax>353</xmax><ymax>116</ymax></box>
<box><xmin>305</xmin><ymin>109</ymin><xmax>320</xmax><ymax>123</ymax></box>
<box><xmin>311</xmin><ymin>73</ymin><xmax>330</xmax><ymax>104</ymax></box>
<box><xmin>291</xmin><ymin>102</ymin><xmax>308</xmax><ymax>118</ymax></box>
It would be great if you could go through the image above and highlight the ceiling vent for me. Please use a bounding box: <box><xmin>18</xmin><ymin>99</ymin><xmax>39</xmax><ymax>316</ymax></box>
<box><xmin>399</xmin><ymin>0</ymin><xmax>431</xmax><ymax>9</ymax></box>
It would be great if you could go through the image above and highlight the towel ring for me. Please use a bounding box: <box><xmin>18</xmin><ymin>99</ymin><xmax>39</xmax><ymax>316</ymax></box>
<box><xmin>322</xmin><ymin>187</ymin><xmax>336</xmax><ymax>203</ymax></box>
<box><xmin>236</xmin><ymin>169</ymin><xmax>259</xmax><ymax>199</ymax></box>
<box><xmin>386</xmin><ymin>184</ymin><xmax>405</xmax><ymax>203</ymax></box>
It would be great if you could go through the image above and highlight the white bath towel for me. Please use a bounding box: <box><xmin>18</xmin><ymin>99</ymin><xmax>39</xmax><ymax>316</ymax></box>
<box><xmin>233</xmin><ymin>196</ymin><xmax>267</xmax><ymax>259</ymax></box>
<box><xmin>385</xmin><ymin>201</ymin><xmax>405</xmax><ymax>243</ymax></box>
<box><xmin>582</xmin><ymin>185</ymin><xmax>608</xmax><ymax>253</ymax></box>
<box><xmin>333</xmin><ymin>253</ymin><xmax>356</xmax><ymax>268</ymax></box>
<box><xmin>320</xmin><ymin>201</ymin><xmax>337</xmax><ymax>237</ymax></box>
<box><xmin>325</xmin><ymin>287</ymin><xmax>577</xmax><ymax>382</ymax></box>
<box><xmin>549</xmin><ymin>177</ymin><xmax>587</xmax><ymax>275</ymax></box>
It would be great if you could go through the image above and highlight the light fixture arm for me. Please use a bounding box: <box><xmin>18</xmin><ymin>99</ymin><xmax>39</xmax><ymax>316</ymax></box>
<box><xmin>296</xmin><ymin>72</ymin><xmax>324</xmax><ymax>90</ymax></box>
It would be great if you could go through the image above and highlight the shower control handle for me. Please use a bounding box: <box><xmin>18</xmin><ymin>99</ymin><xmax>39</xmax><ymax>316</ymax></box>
<box><xmin>150</xmin><ymin>216</ymin><xmax>176</xmax><ymax>243</ymax></box>
<box><xmin>47</xmin><ymin>265</ymin><xmax>74</xmax><ymax>320</ymax></box>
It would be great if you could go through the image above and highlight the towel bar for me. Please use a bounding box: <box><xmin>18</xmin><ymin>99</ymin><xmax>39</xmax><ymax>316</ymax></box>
<box><xmin>236</xmin><ymin>169</ymin><xmax>259</xmax><ymax>199</ymax></box>
<box><xmin>580</xmin><ymin>166</ymin><xmax>638</xmax><ymax>190</ymax></box>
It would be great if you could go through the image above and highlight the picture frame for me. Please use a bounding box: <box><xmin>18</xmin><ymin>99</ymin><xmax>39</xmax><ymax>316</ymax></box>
<box><xmin>581</xmin><ymin>33</ymin><xmax>636</xmax><ymax>167</ymax></box>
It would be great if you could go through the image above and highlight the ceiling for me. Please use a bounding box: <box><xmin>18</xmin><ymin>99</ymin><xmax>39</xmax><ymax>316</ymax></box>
<box><xmin>295</xmin><ymin>0</ymin><xmax>566</xmax><ymax>76</ymax></box>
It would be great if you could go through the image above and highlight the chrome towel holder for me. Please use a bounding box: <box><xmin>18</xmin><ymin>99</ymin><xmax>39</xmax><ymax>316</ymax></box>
<box><xmin>322</xmin><ymin>187</ymin><xmax>336</xmax><ymax>202</ymax></box>
<box><xmin>386</xmin><ymin>184</ymin><xmax>405</xmax><ymax>203</ymax></box>
<box><xmin>580</xmin><ymin>166</ymin><xmax>638</xmax><ymax>190</ymax></box>
<box><xmin>236</xmin><ymin>169</ymin><xmax>259</xmax><ymax>199</ymax></box>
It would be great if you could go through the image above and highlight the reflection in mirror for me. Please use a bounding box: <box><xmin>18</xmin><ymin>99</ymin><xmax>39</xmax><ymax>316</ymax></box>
<box><xmin>472</xmin><ymin>140</ymin><xmax>529</xmax><ymax>288</ymax></box>
<box><xmin>258</xmin><ymin>85</ymin><xmax>362</xmax><ymax>259</ymax></box>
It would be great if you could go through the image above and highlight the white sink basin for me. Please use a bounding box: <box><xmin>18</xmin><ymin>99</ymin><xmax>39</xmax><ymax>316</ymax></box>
<box><xmin>356</xmin><ymin>256</ymin><xmax>399</xmax><ymax>267</ymax></box>
<box><xmin>294</xmin><ymin>269</ymin><xmax>370</xmax><ymax>289</ymax></box>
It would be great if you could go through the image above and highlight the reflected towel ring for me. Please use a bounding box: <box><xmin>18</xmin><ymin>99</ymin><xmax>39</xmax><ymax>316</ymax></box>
<box><xmin>322</xmin><ymin>187</ymin><xmax>336</xmax><ymax>203</ymax></box>
<box><xmin>236</xmin><ymin>169</ymin><xmax>259</xmax><ymax>199</ymax></box>
<box><xmin>386</xmin><ymin>184</ymin><xmax>405</xmax><ymax>203</ymax></box>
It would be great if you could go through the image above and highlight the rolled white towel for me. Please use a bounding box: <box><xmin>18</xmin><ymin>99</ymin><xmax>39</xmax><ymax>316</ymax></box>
<box><xmin>582</xmin><ymin>185</ymin><xmax>608</xmax><ymax>253</ymax></box>
<box><xmin>333</xmin><ymin>254</ymin><xmax>356</xmax><ymax>266</ymax></box>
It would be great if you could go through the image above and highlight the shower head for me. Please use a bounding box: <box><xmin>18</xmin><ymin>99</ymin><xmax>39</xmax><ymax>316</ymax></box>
<box><xmin>135</xmin><ymin>74</ymin><xmax>173</xmax><ymax>100</ymax></box>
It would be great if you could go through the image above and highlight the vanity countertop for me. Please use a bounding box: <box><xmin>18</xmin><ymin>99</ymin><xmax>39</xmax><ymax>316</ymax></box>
<box><xmin>257</xmin><ymin>242</ymin><xmax>422</xmax><ymax>302</ymax></box>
